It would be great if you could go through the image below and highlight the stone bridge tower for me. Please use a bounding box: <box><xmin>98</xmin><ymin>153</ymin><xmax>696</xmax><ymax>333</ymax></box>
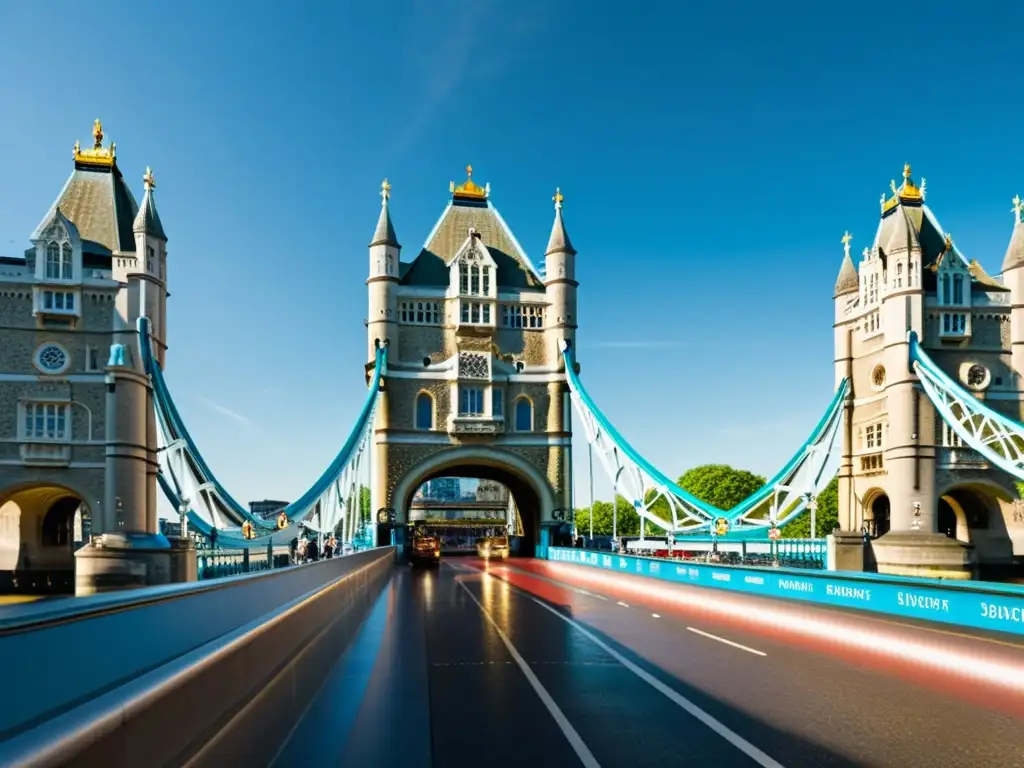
<box><xmin>366</xmin><ymin>168</ymin><xmax>576</xmax><ymax>556</ymax></box>
<box><xmin>832</xmin><ymin>165</ymin><xmax>1024</xmax><ymax>579</ymax></box>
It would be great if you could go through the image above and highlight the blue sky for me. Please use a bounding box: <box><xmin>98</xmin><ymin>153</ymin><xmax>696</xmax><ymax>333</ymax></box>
<box><xmin>2</xmin><ymin>1</ymin><xmax>1023</xmax><ymax>516</ymax></box>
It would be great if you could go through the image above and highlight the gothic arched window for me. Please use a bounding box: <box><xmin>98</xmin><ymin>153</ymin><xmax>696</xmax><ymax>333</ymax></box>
<box><xmin>415</xmin><ymin>392</ymin><xmax>433</xmax><ymax>430</ymax></box>
<box><xmin>60</xmin><ymin>242</ymin><xmax>73</xmax><ymax>279</ymax></box>
<box><xmin>514</xmin><ymin>397</ymin><xmax>533</xmax><ymax>432</ymax></box>
<box><xmin>45</xmin><ymin>242</ymin><xmax>61</xmax><ymax>280</ymax></box>
<box><xmin>941</xmin><ymin>274</ymin><xmax>951</xmax><ymax>304</ymax></box>
<box><xmin>952</xmin><ymin>274</ymin><xmax>964</xmax><ymax>305</ymax></box>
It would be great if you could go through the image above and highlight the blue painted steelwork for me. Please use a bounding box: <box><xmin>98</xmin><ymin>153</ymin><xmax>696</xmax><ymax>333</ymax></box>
<box><xmin>548</xmin><ymin>547</ymin><xmax>1024</xmax><ymax>637</ymax></box>
<box><xmin>561</xmin><ymin>341</ymin><xmax>848</xmax><ymax>533</ymax></box>
<box><xmin>141</xmin><ymin>317</ymin><xmax>386</xmax><ymax>541</ymax></box>
<box><xmin>910</xmin><ymin>331</ymin><xmax>1024</xmax><ymax>481</ymax></box>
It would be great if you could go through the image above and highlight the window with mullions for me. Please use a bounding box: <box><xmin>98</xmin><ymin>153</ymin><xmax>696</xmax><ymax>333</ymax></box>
<box><xmin>458</xmin><ymin>261</ymin><xmax>491</xmax><ymax>297</ymax></box>
<box><xmin>459</xmin><ymin>386</ymin><xmax>484</xmax><ymax>416</ymax></box>
<box><xmin>501</xmin><ymin>304</ymin><xmax>545</xmax><ymax>329</ymax></box>
<box><xmin>399</xmin><ymin>301</ymin><xmax>442</xmax><ymax>325</ymax></box>
<box><xmin>459</xmin><ymin>301</ymin><xmax>491</xmax><ymax>325</ymax></box>
<box><xmin>44</xmin><ymin>242</ymin><xmax>72</xmax><ymax>280</ymax></box>
<box><xmin>22</xmin><ymin>403</ymin><xmax>70</xmax><ymax>440</ymax></box>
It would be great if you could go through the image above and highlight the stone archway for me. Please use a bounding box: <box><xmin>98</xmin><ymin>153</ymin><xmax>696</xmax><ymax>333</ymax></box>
<box><xmin>863</xmin><ymin>490</ymin><xmax>890</xmax><ymax>538</ymax></box>
<box><xmin>391</xmin><ymin>446</ymin><xmax>558</xmax><ymax>557</ymax></box>
<box><xmin>0</xmin><ymin>484</ymin><xmax>90</xmax><ymax>593</ymax></box>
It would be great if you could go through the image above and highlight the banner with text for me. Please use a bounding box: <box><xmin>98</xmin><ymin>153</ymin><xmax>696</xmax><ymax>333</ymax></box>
<box><xmin>547</xmin><ymin>548</ymin><xmax>1024</xmax><ymax>637</ymax></box>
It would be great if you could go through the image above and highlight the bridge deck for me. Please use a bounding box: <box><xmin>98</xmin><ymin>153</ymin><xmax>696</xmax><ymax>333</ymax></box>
<box><xmin>275</xmin><ymin>558</ymin><xmax>1024</xmax><ymax>768</ymax></box>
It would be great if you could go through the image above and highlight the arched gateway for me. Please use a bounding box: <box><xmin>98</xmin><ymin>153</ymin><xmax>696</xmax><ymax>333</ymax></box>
<box><xmin>366</xmin><ymin>169</ymin><xmax>578</xmax><ymax>556</ymax></box>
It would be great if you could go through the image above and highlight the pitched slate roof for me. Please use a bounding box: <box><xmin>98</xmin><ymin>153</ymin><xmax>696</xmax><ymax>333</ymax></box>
<box><xmin>133</xmin><ymin>171</ymin><xmax>166</xmax><ymax>241</ymax></box>
<box><xmin>40</xmin><ymin>162</ymin><xmax>140</xmax><ymax>256</ymax></box>
<box><xmin>400</xmin><ymin>198</ymin><xmax>544</xmax><ymax>290</ymax></box>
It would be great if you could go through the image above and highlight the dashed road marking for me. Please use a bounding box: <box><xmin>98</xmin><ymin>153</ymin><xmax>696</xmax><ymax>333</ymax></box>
<box><xmin>686</xmin><ymin>627</ymin><xmax>767</xmax><ymax>657</ymax></box>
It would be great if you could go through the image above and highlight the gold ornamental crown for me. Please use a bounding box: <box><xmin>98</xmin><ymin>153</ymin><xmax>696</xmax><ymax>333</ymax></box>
<box><xmin>881</xmin><ymin>163</ymin><xmax>923</xmax><ymax>215</ymax></box>
<box><xmin>73</xmin><ymin>118</ymin><xmax>116</xmax><ymax>168</ymax></box>
<box><xmin>450</xmin><ymin>164</ymin><xmax>489</xmax><ymax>200</ymax></box>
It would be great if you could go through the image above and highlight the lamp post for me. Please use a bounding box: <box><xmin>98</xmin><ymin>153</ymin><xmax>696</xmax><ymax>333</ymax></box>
<box><xmin>178</xmin><ymin>497</ymin><xmax>190</xmax><ymax>540</ymax></box>
<box><xmin>806</xmin><ymin>493</ymin><xmax>818</xmax><ymax>539</ymax></box>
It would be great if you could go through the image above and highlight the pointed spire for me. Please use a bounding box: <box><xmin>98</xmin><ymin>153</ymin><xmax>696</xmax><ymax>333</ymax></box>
<box><xmin>834</xmin><ymin>231</ymin><xmax>858</xmax><ymax>297</ymax></box>
<box><xmin>370</xmin><ymin>178</ymin><xmax>400</xmax><ymax>248</ymax></box>
<box><xmin>132</xmin><ymin>166</ymin><xmax>167</xmax><ymax>240</ymax></box>
<box><xmin>545</xmin><ymin>187</ymin><xmax>576</xmax><ymax>256</ymax></box>
<box><xmin>1001</xmin><ymin>194</ymin><xmax>1024</xmax><ymax>272</ymax></box>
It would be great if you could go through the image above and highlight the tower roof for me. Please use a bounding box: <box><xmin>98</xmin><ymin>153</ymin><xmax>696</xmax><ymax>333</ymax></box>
<box><xmin>370</xmin><ymin>179</ymin><xmax>400</xmax><ymax>248</ymax></box>
<box><xmin>883</xmin><ymin>204</ymin><xmax>921</xmax><ymax>256</ymax></box>
<box><xmin>833</xmin><ymin>231</ymin><xmax>858</xmax><ymax>297</ymax></box>
<box><xmin>880</xmin><ymin>163</ymin><xmax>924</xmax><ymax>218</ymax></box>
<box><xmin>33</xmin><ymin>119</ymin><xmax>139</xmax><ymax>256</ymax></box>
<box><xmin>132</xmin><ymin>167</ymin><xmax>167</xmax><ymax>241</ymax></box>
<box><xmin>1001</xmin><ymin>194</ymin><xmax>1024</xmax><ymax>273</ymax></box>
<box><xmin>545</xmin><ymin>188</ymin><xmax>576</xmax><ymax>256</ymax></box>
<box><xmin>400</xmin><ymin>167</ymin><xmax>543</xmax><ymax>290</ymax></box>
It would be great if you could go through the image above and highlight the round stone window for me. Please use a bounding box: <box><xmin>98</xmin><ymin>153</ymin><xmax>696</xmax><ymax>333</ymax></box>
<box><xmin>34</xmin><ymin>343</ymin><xmax>69</xmax><ymax>375</ymax></box>
<box><xmin>871</xmin><ymin>365</ymin><xmax>886</xmax><ymax>391</ymax></box>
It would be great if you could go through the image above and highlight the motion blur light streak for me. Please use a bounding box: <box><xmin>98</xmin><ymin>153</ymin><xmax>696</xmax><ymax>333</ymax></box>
<box><xmin>541</xmin><ymin>563</ymin><xmax>1024</xmax><ymax>693</ymax></box>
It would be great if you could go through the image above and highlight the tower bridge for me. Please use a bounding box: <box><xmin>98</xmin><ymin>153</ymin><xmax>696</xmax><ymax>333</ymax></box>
<box><xmin>1</xmin><ymin>125</ymin><xmax>1023</xmax><ymax>767</ymax></box>
<box><xmin>1</xmin><ymin>128</ymin><xmax>1024</xmax><ymax>591</ymax></box>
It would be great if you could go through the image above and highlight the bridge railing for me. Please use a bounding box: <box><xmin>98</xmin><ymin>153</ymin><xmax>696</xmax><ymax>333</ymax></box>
<box><xmin>0</xmin><ymin>547</ymin><xmax>394</xmax><ymax>761</ymax></box>
<box><xmin>196</xmin><ymin>546</ymin><xmax>291</xmax><ymax>580</ymax></box>
<box><xmin>546</xmin><ymin>546</ymin><xmax>1024</xmax><ymax>637</ymax></box>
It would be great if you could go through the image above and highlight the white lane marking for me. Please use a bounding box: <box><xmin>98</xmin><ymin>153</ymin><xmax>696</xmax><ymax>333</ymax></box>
<box><xmin>686</xmin><ymin>627</ymin><xmax>767</xmax><ymax>657</ymax></box>
<box><xmin>455</xmin><ymin>575</ymin><xmax>602</xmax><ymax>768</ymax></box>
<box><xmin>527</xmin><ymin>595</ymin><xmax>784</xmax><ymax>768</ymax></box>
<box><xmin>616</xmin><ymin>601</ymin><xmax>630</xmax><ymax>608</ymax></box>
<box><xmin>592</xmin><ymin>594</ymin><xmax>609</xmax><ymax>601</ymax></box>
<box><xmin>651</xmin><ymin>613</ymin><xmax>661</xmax><ymax>619</ymax></box>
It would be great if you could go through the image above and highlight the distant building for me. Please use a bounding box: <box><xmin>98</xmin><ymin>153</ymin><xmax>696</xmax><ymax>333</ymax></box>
<box><xmin>422</xmin><ymin>478</ymin><xmax>461</xmax><ymax>502</ymax></box>
<box><xmin>250</xmin><ymin>500</ymin><xmax>288</xmax><ymax>520</ymax></box>
<box><xmin>476</xmin><ymin>480</ymin><xmax>507</xmax><ymax>504</ymax></box>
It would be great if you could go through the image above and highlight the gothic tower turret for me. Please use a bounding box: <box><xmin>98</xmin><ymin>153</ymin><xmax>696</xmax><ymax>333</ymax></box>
<box><xmin>879</xmin><ymin>166</ymin><xmax>936</xmax><ymax>537</ymax></box>
<box><xmin>132</xmin><ymin>168</ymin><xmax>168</xmax><ymax>368</ymax></box>
<box><xmin>1001</xmin><ymin>194</ymin><xmax>1024</xmax><ymax>406</ymax></box>
<box><xmin>543</xmin><ymin>188</ymin><xmax>577</xmax><ymax>364</ymax></box>
<box><xmin>833</xmin><ymin>232</ymin><xmax>858</xmax><ymax>529</ymax></box>
<box><xmin>366</xmin><ymin>180</ymin><xmax>400</xmax><ymax>528</ymax></box>
<box><xmin>367</xmin><ymin>179</ymin><xmax>400</xmax><ymax>360</ymax></box>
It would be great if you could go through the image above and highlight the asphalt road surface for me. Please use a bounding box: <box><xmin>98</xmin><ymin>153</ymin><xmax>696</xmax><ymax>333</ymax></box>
<box><xmin>275</xmin><ymin>557</ymin><xmax>1024</xmax><ymax>768</ymax></box>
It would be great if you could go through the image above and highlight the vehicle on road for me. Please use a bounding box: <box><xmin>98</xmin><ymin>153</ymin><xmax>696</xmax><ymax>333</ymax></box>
<box><xmin>410</xmin><ymin>535</ymin><xmax>441</xmax><ymax>567</ymax></box>
<box><xmin>476</xmin><ymin>535</ymin><xmax>510</xmax><ymax>561</ymax></box>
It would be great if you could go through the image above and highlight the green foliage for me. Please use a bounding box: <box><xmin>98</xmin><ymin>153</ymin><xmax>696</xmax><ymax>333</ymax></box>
<box><xmin>780</xmin><ymin>476</ymin><xmax>839</xmax><ymax>538</ymax></box>
<box><xmin>1016</xmin><ymin>481</ymin><xmax>1024</xmax><ymax>500</ymax></box>
<box><xmin>677</xmin><ymin>464</ymin><xmax>767</xmax><ymax>511</ymax></box>
<box><xmin>575</xmin><ymin>496</ymin><xmax>647</xmax><ymax>536</ymax></box>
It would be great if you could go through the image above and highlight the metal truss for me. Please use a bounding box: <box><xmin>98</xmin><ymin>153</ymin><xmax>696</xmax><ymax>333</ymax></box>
<box><xmin>911</xmin><ymin>332</ymin><xmax>1024</xmax><ymax>480</ymax></box>
<box><xmin>143</xmin><ymin>317</ymin><xmax>387</xmax><ymax>545</ymax></box>
<box><xmin>562</xmin><ymin>340</ymin><xmax>846</xmax><ymax>537</ymax></box>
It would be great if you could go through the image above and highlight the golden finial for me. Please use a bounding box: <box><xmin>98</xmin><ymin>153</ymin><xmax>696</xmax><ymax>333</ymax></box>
<box><xmin>553</xmin><ymin>187</ymin><xmax>564</xmax><ymax>209</ymax></box>
<box><xmin>451</xmin><ymin>164</ymin><xmax>488</xmax><ymax>200</ymax></box>
<box><xmin>903</xmin><ymin>163</ymin><xmax>912</xmax><ymax>180</ymax></box>
<box><xmin>1013</xmin><ymin>194</ymin><xmax>1023</xmax><ymax>220</ymax></box>
<box><xmin>143</xmin><ymin>167</ymin><xmax>155</xmax><ymax>190</ymax></box>
<box><xmin>93</xmin><ymin>119</ymin><xmax>104</xmax><ymax>149</ymax></box>
<box><xmin>841</xmin><ymin>231</ymin><xmax>853</xmax><ymax>247</ymax></box>
<box><xmin>73</xmin><ymin>140</ymin><xmax>80</xmax><ymax>158</ymax></box>
<box><xmin>380</xmin><ymin>178</ymin><xmax>391</xmax><ymax>201</ymax></box>
<box><xmin>944</xmin><ymin>232</ymin><xmax>953</xmax><ymax>250</ymax></box>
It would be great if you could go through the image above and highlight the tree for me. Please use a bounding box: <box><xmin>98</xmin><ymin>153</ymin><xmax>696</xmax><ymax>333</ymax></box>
<box><xmin>575</xmin><ymin>496</ymin><xmax>645</xmax><ymax>536</ymax></box>
<box><xmin>678</xmin><ymin>464</ymin><xmax>767</xmax><ymax>511</ymax></box>
<box><xmin>780</xmin><ymin>476</ymin><xmax>839</xmax><ymax>538</ymax></box>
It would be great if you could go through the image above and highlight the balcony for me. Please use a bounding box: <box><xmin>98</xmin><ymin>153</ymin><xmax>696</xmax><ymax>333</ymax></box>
<box><xmin>447</xmin><ymin>416</ymin><xmax>505</xmax><ymax>436</ymax></box>
<box><xmin>858</xmin><ymin>452</ymin><xmax>884</xmax><ymax>475</ymax></box>
<box><xmin>20</xmin><ymin>442</ymin><xmax>72</xmax><ymax>466</ymax></box>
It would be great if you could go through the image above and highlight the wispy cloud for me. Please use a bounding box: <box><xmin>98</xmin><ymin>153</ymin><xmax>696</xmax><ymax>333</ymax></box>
<box><xmin>254</xmin><ymin>386</ymin><xmax>279</xmax><ymax>398</ymax></box>
<box><xmin>197</xmin><ymin>396</ymin><xmax>251</xmax><ymax>426</ymax></box>
<box><xmin>584</xmin><ymin>340</ymin><xmax>690</xmax><ymax>350</ymax></box>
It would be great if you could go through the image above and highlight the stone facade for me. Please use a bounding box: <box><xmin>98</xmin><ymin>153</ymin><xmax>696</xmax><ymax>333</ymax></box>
<box><xmin>0</xmin><ymin>121</ymin><xmax>170</xmax><ymax>589</ymax></box>
<box><xmin>833</xmin><ymin>166</ymin><xmax>1024</xmax><ymax>577</ymax></box>
<box><xmin>366</xmin><ymin>170</ymin><xmax>577</xmax><ymax>550</ymax></box>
